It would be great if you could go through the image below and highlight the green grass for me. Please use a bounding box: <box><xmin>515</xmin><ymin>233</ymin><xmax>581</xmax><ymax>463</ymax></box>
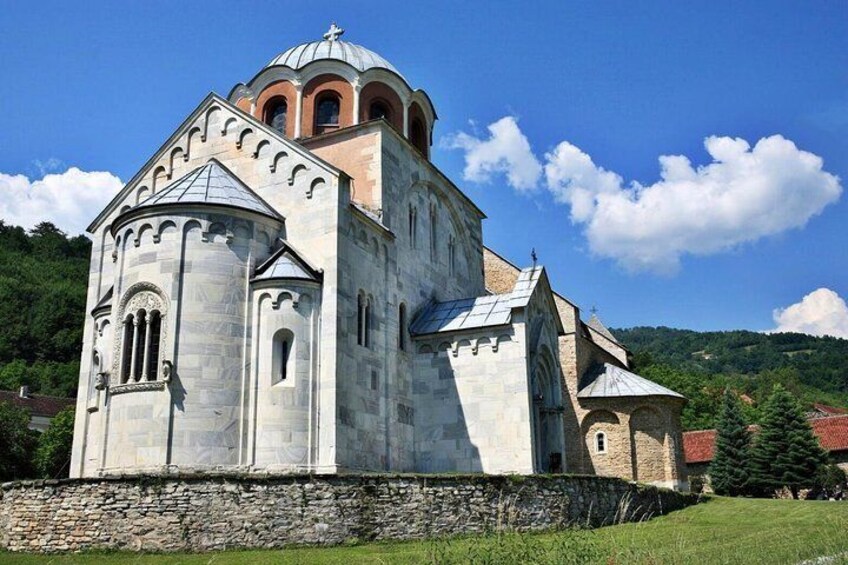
<box><xmin>1</xmin><ymin>497</ymin><xmax>847</xmax><ymax>564</ymax></box>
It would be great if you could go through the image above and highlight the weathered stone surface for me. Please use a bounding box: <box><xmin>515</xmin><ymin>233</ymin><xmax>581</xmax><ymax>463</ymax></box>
<box><xmin>0</xmin><ymin>474</ymin><xmax>698</xmax><ymax>553</ymax></box>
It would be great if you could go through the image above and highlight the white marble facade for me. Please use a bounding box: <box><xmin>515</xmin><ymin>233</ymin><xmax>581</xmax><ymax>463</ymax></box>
<box><xmin>71</xmin><ymin>29</ymin><xmax>685</xmax><ymax>484</ymax></box>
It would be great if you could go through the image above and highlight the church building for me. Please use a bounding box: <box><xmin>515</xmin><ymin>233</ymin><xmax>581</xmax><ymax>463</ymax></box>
<box><xmin>70</xmin><ymin>25</ymin><xmax>688</xmax><ymax>490</ymax></box>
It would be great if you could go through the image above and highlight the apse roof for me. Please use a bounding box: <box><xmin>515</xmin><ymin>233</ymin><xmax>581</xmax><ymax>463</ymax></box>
<box><xmin>577</xmin><ymin>363</ymin><xmax>685</xmax><ymax>400</ymax></box>
<box><xmin>135</xmin><ymin>160</ymin><xmax>282</xmax><ymax>220</ymax></box>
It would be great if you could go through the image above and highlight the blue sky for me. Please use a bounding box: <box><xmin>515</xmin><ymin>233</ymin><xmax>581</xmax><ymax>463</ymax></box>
<box><xmin>1</xmin><ymin>0</ymin><xmax>846</xmax><ymax>334</ymax></box>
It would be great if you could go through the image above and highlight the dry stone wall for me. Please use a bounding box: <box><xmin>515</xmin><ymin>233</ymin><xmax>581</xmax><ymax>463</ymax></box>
<box><xmin>0</xmin><ymin>474</ymin><xmax>698</xmax><ymax>553</ymax></box>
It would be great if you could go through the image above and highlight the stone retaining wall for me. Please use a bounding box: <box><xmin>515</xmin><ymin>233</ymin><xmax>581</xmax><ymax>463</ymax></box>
<box><xmin>0</xmin><ymin>474</ymin><xmax>699</xmax><ymax>553</ymax></box>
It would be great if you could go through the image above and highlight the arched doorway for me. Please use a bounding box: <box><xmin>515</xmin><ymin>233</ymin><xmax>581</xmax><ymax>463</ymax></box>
<box><xmin>530</xmin><ymin>352</ymin><xmax>564</xmax><ymax>473</ymax></box>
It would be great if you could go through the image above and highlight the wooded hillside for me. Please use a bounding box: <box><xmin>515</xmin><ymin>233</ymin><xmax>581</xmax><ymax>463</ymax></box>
<box><xmin>614</xmin><ymin>326</ymin><xmax>848</xmax><ymax>430</ymax></box>
<box><xmin>0</xmin><ymin>221</ymin><xmax>90</xmax><ymax>398</ymax></box>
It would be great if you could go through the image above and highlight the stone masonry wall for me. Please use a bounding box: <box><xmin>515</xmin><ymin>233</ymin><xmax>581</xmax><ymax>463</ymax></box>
<box><xmin>0</xmin><ymin>474</ymin><xmax>698</xmax><ymax>553</ymax></box>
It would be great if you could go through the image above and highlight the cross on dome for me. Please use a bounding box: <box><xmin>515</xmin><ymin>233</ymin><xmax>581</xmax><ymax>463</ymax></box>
<box><xmin>323</xmin><ymin>22</ymin><xmax>344</xmax><ymax>42</ymax></box>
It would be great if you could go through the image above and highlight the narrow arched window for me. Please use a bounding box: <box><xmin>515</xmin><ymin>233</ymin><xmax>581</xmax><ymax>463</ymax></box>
<box><xmin>595</xmin><ymin>432</ymin><xmax>607</xmax><ymax>454</ymax></box>
<box><xmin>429</xmin><ymin>205</ymin><xmax>438</xmax><ymax>260</ymax></box>
<box><xmin>316</xmin><ymin>94</ymin><xmax>340</xmax><ymax>130</ymax></box>
<box><xmin>357</xmin><ymin>294</ymin><xmax>365</xmax><ymax>346</ymax></box>
<box><xmin>121</xmin><ymin>315</ymin><xmax>135</xmax><ymax>383</ymax></box>
<box><xmin>147</xmin><ymin>311</ymin><xmax>161</xmax><ymax>381</ymax></box>
<box><xmin>273</xmin><ymin>329</ymin><xmax>293</xmax><ymax>384</ymax></box>
<box><xmin>411</xmin><ymin>118</ymin><xmax>426</xmax><ymax>155</ymax></box>
<box><xmin>369</xmin><ymin>100</ymin><xmax>391</xmax><ymax>121</ymax></box>
<box><xmin>264</xmin><ymin>98</ymin><xmax>288</xmax><ymax>135</ymax></box>
<box><xmin>408</xmin><ymin>205</ymin><xmax>417</xmax><ymax>248</ymax></box>
<box><xmin>364</xmin><ymin>297</ymin><xmax>372</xmax><ymax>348</ymax></box>
<box><xmin>133</xmin><ymin>310</ymin><xmax>147</xmax><ymax>382</ymax></box>
<box><xmin>448</xmin><ymin>234</ymin><xmax>456</xmax><ymax>275</ymax></box>
<box><xmin>398</xmin><ymin>304</ymin><xmax>407</xmax><ymax>351</ymax></box>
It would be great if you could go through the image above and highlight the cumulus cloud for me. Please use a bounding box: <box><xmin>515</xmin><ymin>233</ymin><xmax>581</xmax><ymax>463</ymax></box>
<box><xmin>442</xmin><ymin>117</ymin><xmax>542</xmax><ymax>191</ymax></box>
<box><xmin>446</xmin><ymin>118</ymin><xmax>842</xmax><ymax>274</ymax></box>
<box><xmin>0</xmin><ymin>167</ymin><xmax>123</xmax><ymax>235</ymax></box>
<box><xmin>772</xmin><ymin>288</ymin><xmax>848</xmax><ymax>338</ymax></box>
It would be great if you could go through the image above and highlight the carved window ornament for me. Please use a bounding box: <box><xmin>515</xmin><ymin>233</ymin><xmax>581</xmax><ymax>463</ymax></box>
<box><xmin>112</xmin><ymin>283</ymin><xmax>169</xmax><ymax>393</ymax></box>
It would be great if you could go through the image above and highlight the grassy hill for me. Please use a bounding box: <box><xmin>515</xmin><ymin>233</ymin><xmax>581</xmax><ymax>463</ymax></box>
<box><xmin>612</xmin><ymin>326</ymin><xmax>848</xmax><ymax>430</ymax></box>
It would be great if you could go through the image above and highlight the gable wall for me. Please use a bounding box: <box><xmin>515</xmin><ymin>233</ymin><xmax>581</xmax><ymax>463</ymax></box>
<box><xmin>72</xmin><ymin>99</ymin><xmax>345</xmax><ymax>476</ymax></box>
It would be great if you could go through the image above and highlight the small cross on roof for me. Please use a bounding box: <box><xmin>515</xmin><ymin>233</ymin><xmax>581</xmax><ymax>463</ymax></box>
<box><xmin>324</xmin><ymin>22</ymin><xmax>344</xmax><ymax>42</ymax></box>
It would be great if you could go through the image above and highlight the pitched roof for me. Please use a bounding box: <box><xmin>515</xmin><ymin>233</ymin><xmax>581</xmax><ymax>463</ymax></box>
<box><xmin>0</xmin><ymin>391</ymin><xmax>75</xmax><ymax>418</ymax></box>
<box><xmin>252</xmin><ymin>241</ymin><xmax>322</xmax><ymax>283</ymax></box>
<box><xmin>683</xmin><ymin>415</ymin><xmax>848</xmax><ymax>464</ymax></box>
<box><xmin>577</xmin><ymin>363</ymin><xmax>685</xmax><ymax>400</ymax></box>
<box><xmin>91</xmin><ymin>286</ymin><xmax>113</xmax><ymax>315</ymax></box>
<box><xmin>587</xmin><ymin>313</ymin><xmax>619</xmax><ymax>344</ymax></box>
<box><xmin>810</xmin><ymin>403</ymin><xmax>848</xmax><ymax>417</ymax></box>
<box><xmin>134</xmin><ymin>159</ymin><xmax>283</xmax><ymax>220</ymax></box>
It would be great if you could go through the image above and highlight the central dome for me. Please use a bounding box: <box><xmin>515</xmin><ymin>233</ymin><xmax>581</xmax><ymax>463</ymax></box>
<box><xmin>267</xmin><ymin>28</ymin><xmax>401</xmax><ymax>78</ymax></box>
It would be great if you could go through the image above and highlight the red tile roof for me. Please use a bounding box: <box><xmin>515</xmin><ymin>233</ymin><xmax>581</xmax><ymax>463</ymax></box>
<box><xmin>684</xmin><ymin>415</ymin><xmax>848</xmax><ymax>464</ymax></box>
<box><xmin>812</xmin><ymin>403</ymin><xmax>848</xmax><ymax>416</ymax></box>
<box><xmin>0</xmin><ymin>390</ymin><xmax>75</xmax><ymax>418</ymax></box>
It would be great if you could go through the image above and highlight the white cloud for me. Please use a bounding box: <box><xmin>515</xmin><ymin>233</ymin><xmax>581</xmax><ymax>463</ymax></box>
<box><xmin>446</xmin><ymin>117</ymin><xmax>842</xmax><ymax>274</ymax></box>
<box><xmin>772</xmin><ymin>288</ymin><xmax>848</xmax><ymax>338</ymax></box>
<box><xmin>0</xmin><ymin>167</ymin><xmax>123</xmax><ymax>236</ymax></box>
<box><xmin>548</xmin><ymin>135</ymin><xmax>842</xmax><ymax>273</ymax></box>
<box><xmin>442</xmin><ymin>117</ymin><xmax>542</xmax><ymax>191</ymax></box>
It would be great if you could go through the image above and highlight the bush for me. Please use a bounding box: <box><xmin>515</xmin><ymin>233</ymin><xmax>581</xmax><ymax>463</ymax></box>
<box><xmin>0</xmin><ymin>401</ymin><xmax>38</xmax><ymax>481</ymax></box>
<box><xmin>34</xmin><ymin>406</ymin><xmax>76</xmax><ymax>478</ymax></box>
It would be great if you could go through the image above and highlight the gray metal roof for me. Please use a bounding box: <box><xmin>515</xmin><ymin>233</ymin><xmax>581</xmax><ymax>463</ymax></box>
<box><xmin>410</xmin><ymin>294</ymin><xmax>513</xmax><ymax>336</ymax></box>
<box><xmin>136</xmin><ymin>160</ymin><xmax>282</xmax><ymax>220</ymax></box>
<box><xmin>410</xmin><ymin>266</ymin><xmax>545</xmax><ymax>336</ymax></box>
<box><xmin>577</xmin><ymin>363</ymin><xmax>685</xmax><ymax>399</ymax></box>
<box><xmin>252</xmin><ymin>243</ymin><xmax>321</xmax><ymax>283</ymax></box>
<box><xmin>587</xmin><ymin>314</ymin><xmax>619</xmax><ymax>344</ymax></box>
<box><xmin>268</xmin><ymin>40</ymin><xmax>402</xmax><ymax>77</ymax></box>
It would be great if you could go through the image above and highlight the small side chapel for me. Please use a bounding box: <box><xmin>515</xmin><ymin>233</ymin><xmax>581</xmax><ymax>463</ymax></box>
<box><xmin>71</xmin><ymin>25</ymin><xmax>688</xmax><ymax>490</ymax></box>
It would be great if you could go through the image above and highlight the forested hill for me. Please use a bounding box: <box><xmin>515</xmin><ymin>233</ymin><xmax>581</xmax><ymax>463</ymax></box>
<box><xmin>0</xmin><ymin>221</ymin><xmax>90</xmax><ymax>398</ymax></box>
<box><xmin>613</xmin><ymin>326</ymin><xmax>848</xmax><ymax>430</ymax></box>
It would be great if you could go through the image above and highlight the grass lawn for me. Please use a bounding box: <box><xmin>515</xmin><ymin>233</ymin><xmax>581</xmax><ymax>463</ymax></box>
<box><xmin>1</xmin><ymin>497</ymin><xmax>847</xmax><ymax>564</ymax></box>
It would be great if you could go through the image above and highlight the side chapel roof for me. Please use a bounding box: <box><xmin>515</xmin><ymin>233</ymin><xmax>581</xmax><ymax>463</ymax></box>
<box><xmin>577</xmin><ymin>363</ymin><xmax>685</xmax><ymax>400</ymax></box>
<box><xmin>252</xmin><ymin>240</ymin><xmax>322</xmax><ymax>283</ymax></box>
<box><xmin>410</xmin><ymin>266</ymin><xmax>562</xmax><ymax>336</ymax></box>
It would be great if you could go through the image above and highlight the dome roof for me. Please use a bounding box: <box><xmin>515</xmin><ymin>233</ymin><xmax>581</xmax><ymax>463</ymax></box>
<box><xmin>267</xmin><ymin>24</ymin><xmax>402</xmax><ymax>78</ymax></box>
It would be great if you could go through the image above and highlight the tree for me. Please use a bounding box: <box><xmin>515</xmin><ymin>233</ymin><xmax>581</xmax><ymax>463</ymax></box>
<box><xmin>749</xmin><ymin>385</ymin><xmax>828</xmax><ymax>498</ymax></box>
<box><xmin>0</xmin><ymin>401</ymin><xmax>38</xmax><ymax>481</ymax></box>
<box><xmin>709</xmin><ymin>389</ymin><xmax>752</xmax><ymax>496</ymax></box>
<box><xmin>33</xmin><ymin>406</ymin><xmax>75</xmax><ymax>478</ymax></box>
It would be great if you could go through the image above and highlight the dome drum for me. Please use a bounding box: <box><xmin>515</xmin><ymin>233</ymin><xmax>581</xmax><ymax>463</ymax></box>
<box><xmin>229</xmin><ymin>24</ymin><xmax>435</xmax><ymax>158</ymax></box>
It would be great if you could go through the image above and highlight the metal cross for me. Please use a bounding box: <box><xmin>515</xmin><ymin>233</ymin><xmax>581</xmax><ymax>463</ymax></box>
<box><xmin>590</xmin><ymin>305</ymin><xmax>598</xmax><ymax>316</ymax></box>
<box><xmin>531</xmin><ymin>248</ymin><xmax>538</xmax><ymax>268</ymax></box>
<box><xmin>324</xmin><ymin>22</ymin><xmax>345</xmax><ymax>42</ymax></box>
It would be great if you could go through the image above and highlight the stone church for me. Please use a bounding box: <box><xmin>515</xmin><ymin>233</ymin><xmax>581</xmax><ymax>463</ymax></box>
<box><xmin>70</xmin><ymin>25</ymin><xmax>688</xmax><ymax>490</ymax></box>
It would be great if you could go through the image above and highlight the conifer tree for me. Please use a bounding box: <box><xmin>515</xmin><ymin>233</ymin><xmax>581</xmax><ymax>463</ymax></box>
<box><xmin>749</xmin><ymin>384</ymin><xmax>827</xmax><ymax>498</ymax></box>
<box><xmin>709</xmin><ymin>389</ymin><xmax>751</xmax><ymax>496</ymax></box>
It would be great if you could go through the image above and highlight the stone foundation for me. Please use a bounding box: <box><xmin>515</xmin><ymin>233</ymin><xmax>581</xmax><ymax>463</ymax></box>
<box><xmin>0</xmin><ymin>473</ymin><xmax>699</xmax><ymax>553</ymax></box>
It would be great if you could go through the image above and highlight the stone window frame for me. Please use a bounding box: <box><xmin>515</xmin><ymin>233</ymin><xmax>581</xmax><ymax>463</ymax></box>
<box><xmin>448</xmin><ymin>233</ymin><xmax>456</xmax><ymax>275</ymax></box>
<box><xmin>357</xmin><ymin>291</ymin><xmax>372</xmax><ymax>348</ymax></box>
<box><xmin>111</xmin><ymin>282</ymin><xmax>169</xmax><ymax>394</ymax></box>
<box><xmin>595</xmin><ymin>431</ymin><xmax>608</xmax><ymax>454</ymax></box>
<box><xmin>429</xmin><ymin>203</ymin><xmax>438</xmax><ymax>261</ymax></box>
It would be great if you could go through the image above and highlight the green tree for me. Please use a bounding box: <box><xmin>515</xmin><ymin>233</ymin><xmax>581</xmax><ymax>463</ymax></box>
<box><xmin>0</xmin><ymin>401</ymin><xmax>38</xmax><ymax>481</ymax></box>
<box><xmin>749</xmin><ymin>385</ymin><xmax>828</xmax><ymax>498</ymax></box>
<box><xmin>33</xmin><ymin>406</ymin><xmax>75</xmax><ymax>478</ymax></box>
<box><xmin>709</xmin><ymin>389</ymin><xmax>752</xmax><ymax>496</ymax></box>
